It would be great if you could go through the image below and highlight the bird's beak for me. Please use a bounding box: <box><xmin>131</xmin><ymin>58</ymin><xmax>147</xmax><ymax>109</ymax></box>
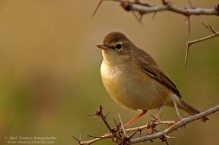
<box><xmin>97</xmin><ymin>44</ymin><xmax>110</xmax><ymax>50</ymax></box>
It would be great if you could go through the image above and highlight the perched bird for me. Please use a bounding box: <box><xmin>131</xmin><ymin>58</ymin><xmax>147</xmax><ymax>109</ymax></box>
<box><xmin>97</xmin><ymin>32</ymin><xmax>208</xmax><ymax>128</ymax></box>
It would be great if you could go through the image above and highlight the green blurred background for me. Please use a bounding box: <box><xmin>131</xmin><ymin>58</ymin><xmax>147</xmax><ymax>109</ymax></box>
<box><xmin>0</xmin><ymin>0</ymin><xmax>218</xmax><ymax>145</ymax></box>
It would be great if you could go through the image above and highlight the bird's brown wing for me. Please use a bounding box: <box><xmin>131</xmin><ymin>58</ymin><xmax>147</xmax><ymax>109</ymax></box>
<box><xmin>133</xmin><ymin>52</ymin><xmax>182</xmax><ymax>98</ymax></box>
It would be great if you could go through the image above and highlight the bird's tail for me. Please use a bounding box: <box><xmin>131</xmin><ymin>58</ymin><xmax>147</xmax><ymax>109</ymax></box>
<box><xmin>178</xmin><ymin>98</ymin><xmax>209</xmax><ymax>122</ymax></box>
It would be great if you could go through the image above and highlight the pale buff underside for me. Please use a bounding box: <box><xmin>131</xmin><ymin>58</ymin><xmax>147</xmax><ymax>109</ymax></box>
<box><xmin>101</xmin><ymin>56</ymin><xmax>176</xmax><ymax>111</ymax></box>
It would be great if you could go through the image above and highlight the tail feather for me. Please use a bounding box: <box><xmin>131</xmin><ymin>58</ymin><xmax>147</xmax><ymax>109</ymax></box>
<box><xmin>179</xmin><ymin>98</ymin><xmax>209</xmax><ymax>122</ymax></box>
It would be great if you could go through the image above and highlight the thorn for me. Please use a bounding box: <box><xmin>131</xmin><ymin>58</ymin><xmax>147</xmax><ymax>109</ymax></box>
<box><xmin>160</xmin><ymin>113</ymin><xmax>164</xmax><ymax>119</ymax></box>
<box><xmin>164</xmin><ymin>140</ymin><xmax>169</xmax><ymax>145</ymax></box>
<box><xmin>128</xmin><ymin>128</ymin><xmax>140</xmax><ymax>139</ymax></box>
<box><xmin>188</xmin><ymin>16</ymin><xmax>191</xmax><ymax>34</ymax></box>
<box><xmin>113</xmin><ymin>118</ymin><xmax>121</xmax><ymax>130</ymax></box>
<box><xmin>183</xmin><ymin>17</ymin><xmax>188</xmax><ymax>22</ymax></box>
<box><xmin>113</xmin><ymin>118</ymin><xmax>119</xmax><ymax>128</ymax></box>
<box><xmin>165</xmin><ymin>135</ymin><xmax>175</xmax><ymax>139</ymax></box>
<box><xmin>150</xmin><ymin>114</ymin><xmax>159</xmax><ymax>120</ymax></box>
<box><xmin>92</xmin><ymin>0</ymin><xmax>103</xmax><ymax>18</ymax></box>
<box><xmin>208</xmin><ymin>24</ymin><xmax>213</xmax><ymax>32</ymax></box>
<box><xmin>117</xmin><ymin>111</ymin><xmax>128</xmax><ymax>137</ymax></box>
<box><xmin>113</xmin><ymin>118</ymin><xmax>117</xmax><ymax>125</ymax></box>
<box><xmin>79</xmin><ymin>133</ymin><xmax>83</xmax><ymax>141</ymax></box>
<box><xmin>188</xmin><ymin>0</ymin><xmax>195</xmax><ymax>8</ymax></box>
<box><xmin>99</xmin><ymin>104</ymin><xmax>103</xmax><ymax>110</ymax></box>
<box><xmin>88</xmin><ymin>105</ymin><xmax>103</xmax><ymax>116</ymax></box>
<box><xmin>87</xmin><ymin>135</ymin><xmax>103</xmax><ymax>139</ymax></box>
<box><xmin>132</xmin><ymin>10</ymin><xmax>142</xmax><ymax>24</ymax></box>
<box><xmin>183</xmin><ymin>16</ymin><xmax>191</xmax><ymax>34</ymax></box>
<box><xmin>202</xmin><ymin>23</ymin><xmax>216</xmax><ymax>34</ymax></box>
<box><xmin>139</xmin><ymin>13</ymin><xmax>143</xmax><ymax>21</ymax></box>
<box><xmin>105</xmin><ymin>112</ymin><xmax>110</xmax><ymax>118</ymax></box>
<box><xmin>208</xmin><ymin>24</ymin><xmax>216</xmax><ymax>33</ymax></box>
<box><xmin>87</xmin><ymin>113</ymin><xmax>98</xmax><ymax>116</ymax></box>
<box><xmin>151</xmin><ymin>12</ymin><xmax>157</xmax><ymax>20</ymax></box>
<box><xmin>184</xmin><ymin>42</ymin><xmax>190</xmax><ymax>69</ymax></box>
<box><xmin>72</xmin><ymin>136</ymin><xmax>80</xmax><ymax>142</ymax></box>
<box><xmin>181</xmin><ymin>124</ymin><xmax>186</xmax><ymax>128</ymax></box>
<box><xmin>202</xmin><ymin>23</ymin><xmax>208</xmax><ymax>28</ymax></box>
<box><xmin>139</xmin><ymin>129</ymin><xmax>142</xmax><ymax>137</ymax></box>
<box><xmin>160</xmin><ymin>135</ymin><xmax>169</xmax><ymax>145</ymax></box>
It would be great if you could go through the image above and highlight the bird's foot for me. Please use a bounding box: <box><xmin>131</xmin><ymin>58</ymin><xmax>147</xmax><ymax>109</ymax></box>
<box><xmin>174</xmin><ymin>117</ymin><xmax>182</xmax><ymax>123</ymax></box>
<box><xmin>146</xmin><ymin>118</ymin><xmax>159</xmax><ymax>134</ymax></box>
<box><xmin>171</xmin><ymin>117</ymin><xmax>187</xmax><ymax>129</ymax></box>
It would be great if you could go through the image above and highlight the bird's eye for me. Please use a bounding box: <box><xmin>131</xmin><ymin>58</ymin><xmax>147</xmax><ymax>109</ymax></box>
<box><xmin>116</xmin><ymin>44</ymin><xmax>122</xmax><ymax>49</ymax></box>
<box><xmin>115</xmin><ymin>44</ymin><xmax>122</xmax><ymax>52</ymax></box>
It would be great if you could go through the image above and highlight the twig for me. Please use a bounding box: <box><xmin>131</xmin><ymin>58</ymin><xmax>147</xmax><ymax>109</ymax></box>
<box><xmin>130</xmin><ymin>105</ymin><xmax>219</xmax><ymax>144</ymax></box>
<box><xmin>120</xmin><ymin>1</ymin><xmax>219</xmax><ymax>16</ymax></box>
<box><xmin>80</xmin><ymin>105</ymin><xmax>120</xmax><ymax>144</ymax></box>
<box><xmin>92</xmin><ymin>0</ymin><xmax>103</xmax><ymax>17</ymax></box>
<box><xmin>125</xmin><ymin>120</ymin><xmax>175</xmax><ymax>132</ymax></box>
<box><xmin>76</xmin><ymin>105</ymin><xmax>219</xmax><ymax>144</ymax></box>
<box><xmin>185</xmin><ymin>24</ymin><xmax>219</xmax><ymax>68</ymax></box>
<box><xmin>93</xmin><ymin>0</ymin><xmax>218</xmax><ymax>19</ymax></box>
<box><xmin>79</xmin><ymin>133</ymin><xmax>111</xmax><ymax>145</ymax></box>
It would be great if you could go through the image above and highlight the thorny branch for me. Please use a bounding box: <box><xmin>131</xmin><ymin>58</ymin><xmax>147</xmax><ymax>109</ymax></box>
<box><xmin>92</xmin><ymin>0</ymin><xmax>219</xmax><ymax>21</ymax></box>
<box><xmin>121</xmin><ymin>1</ymin><xmax>219</xmax><ymax>16</ymax></box>
<box><xmin>185</xmin><ymin>24</ymin><xmax>219</xmax><ymax>68</ymax></box>
<box><xmin>74</xmin><ymin>105</ymin><xmax>219</xmax><ymax>145</ymax></box>
<box><xmin>92</xmin><ymin>0</ymin><xmax>218</xmax><ymax>33</ymax></box>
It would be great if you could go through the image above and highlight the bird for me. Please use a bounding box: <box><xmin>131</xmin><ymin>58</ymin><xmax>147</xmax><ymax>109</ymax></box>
<box><xmin>97</xmin><ymin>32</ymin><xmax>209</xmax><ymax>128</ymax></box>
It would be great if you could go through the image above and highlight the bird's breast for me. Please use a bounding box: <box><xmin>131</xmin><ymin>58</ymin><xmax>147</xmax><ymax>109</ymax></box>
<box><xmin>100</xmin><ymin>61</ymin><xmax>171</xmax><ymax>111</ymax></box>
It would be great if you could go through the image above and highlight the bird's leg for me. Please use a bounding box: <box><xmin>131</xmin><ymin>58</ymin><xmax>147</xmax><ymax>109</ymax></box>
<box><xmin>155</xmin><ymin>105</ymin><xmax>163</xmax><ymax>119</ymax></box>
<box><xmin>124</xmin><ymin>110</ymin><xmax>147</xmax><ymax>128</ymax></box>
<box><xmin>171</xmin><ymin>95</ymin><xmax>182</xmax><ymax>120</ymax></box>
<box><xmin>146</xmin><ymin>106</ymin><xmax>163</xmax><ymax>133</ymax></box>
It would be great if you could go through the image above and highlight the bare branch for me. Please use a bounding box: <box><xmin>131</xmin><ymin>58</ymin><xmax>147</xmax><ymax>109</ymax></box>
<box><xmin>92</xmin><ymin>1</ymin><xmax>218</xmax><ymax>34</ymax></box>
<box><xmin>120</xmin><ymin>1</ymin><xmax>219</xmax><ymax>16</ymax></box>
<box><xmin>79</xmin><ymin>133</ymin><xmax>111</xmax><ymax>145</ymax></box>
<box><xmin>130</xmin><ymin>105</ymin><xmax>219</xmax><ymax>144</ymax></box>
<box><xmin>185</xmin><ymin>25</ymin><xmax>219</xmax><ymax>68</ymax></box>
<box><xmin>76</xmin><ymin>105</ymin><xmax>219</xmax><ymax>144</ymax></box>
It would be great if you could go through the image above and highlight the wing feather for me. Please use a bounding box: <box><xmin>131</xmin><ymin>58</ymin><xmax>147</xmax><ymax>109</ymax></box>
<box><xmin>133</xmin><ymin>49</ymin><xmax>182</xmax><ymax>98</ymax></box>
